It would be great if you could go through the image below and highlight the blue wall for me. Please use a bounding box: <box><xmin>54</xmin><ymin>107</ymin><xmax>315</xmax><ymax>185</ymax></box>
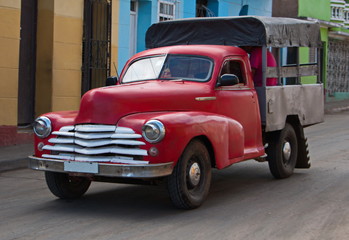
<box><xmin>183</xmin><ymin>0</ymin><xmax>196</xmax><ymax>18</ymax></box>
<box><xmin>118</xmin><ymin>0</ymin><xmax>131</xmax><ymax>71</ymax></box>
<box><xmin>208</xmin><ymin>0</ymin><xmax>273</xmax><ymax>17</ymax></box>
<box><xmin>117</xmin><ymin>0</ymin><xmax>273</xmax><ymax>70</ymax></box>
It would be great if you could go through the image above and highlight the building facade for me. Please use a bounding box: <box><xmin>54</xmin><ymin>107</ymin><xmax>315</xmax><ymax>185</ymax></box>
<box><xmin>0</xmin><ymin>1</ymin><xmax>23</xmax><ymax>145</ymax></box>
<box><xmin>0</xmin><ymin>0</ymin><xmax>120</xmax><ymax>145</ymax></box>
<box><xmin>273</xmin><ymin>0</ymin><xmax>349</xmax><ymax>101</ymax></box>
<box><xmin>117</xmin><ymin>0</ymin><xmax>273</xmax><ymax>70</ymax></box>
<box><xmin>0</xmin><ymin>0</ymin><xmax>273</xmax><ymax>146</ymax></box>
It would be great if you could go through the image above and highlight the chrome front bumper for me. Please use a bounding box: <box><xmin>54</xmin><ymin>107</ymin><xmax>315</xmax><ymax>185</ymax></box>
<box><xmin>28</xmin><ymin>156</ymin><xmax>173</xmax><ymax>178</ymax></box>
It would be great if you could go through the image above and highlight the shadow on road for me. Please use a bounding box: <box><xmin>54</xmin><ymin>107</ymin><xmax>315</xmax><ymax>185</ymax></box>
<box><xmin>27</xmin><ymin>161</ymin><xmax>311</xmax><ymax>220</ymax></box>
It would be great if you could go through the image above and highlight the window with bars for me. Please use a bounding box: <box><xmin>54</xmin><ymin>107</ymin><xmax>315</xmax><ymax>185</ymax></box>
<box><xmin>345</xmin><ymin>9</ymin><xmax>349</xmax><ymax>22</ymax></box>
<box><xmin>158</xmin><ymin>1</ymin><xmax>175</xmax><ymax>22</ymax></box>
<box><xmin>331</xmin><ymin>6</ymin><xmax>344</xmax><ymax>21</ymax></box>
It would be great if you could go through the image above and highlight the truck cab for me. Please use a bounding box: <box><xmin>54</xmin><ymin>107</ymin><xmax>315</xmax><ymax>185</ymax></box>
<box><xmin>29</xmin><ymin>16</ymin><xmax>324</xmax><ymax>209</ymax></box>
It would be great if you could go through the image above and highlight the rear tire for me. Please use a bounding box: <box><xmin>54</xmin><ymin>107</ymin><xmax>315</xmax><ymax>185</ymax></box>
<box><xmin>167</xmin><ymin>140</ymin><xmax>212</xmax><ymax>209</ymax></box>
<box><xmin>267</xmin><ymin>123</ymin><xmax>298</xmax><ymax>179</ymax></box>
<box><xmin>45</xmin><ymin>171</ymin><xmax>91</xmax><ymax>199</ymax></box>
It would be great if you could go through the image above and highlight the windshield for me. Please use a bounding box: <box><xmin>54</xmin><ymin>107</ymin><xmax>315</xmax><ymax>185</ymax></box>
<box><xmin>122</xmin><ymin>55</ymin><xmax>213</xmax><ymax>83</ymax></box>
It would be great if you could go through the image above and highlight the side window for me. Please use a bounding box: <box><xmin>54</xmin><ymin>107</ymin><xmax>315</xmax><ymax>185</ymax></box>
<box><xmin>220</xmin><ymin>60</ymin><xmax>246</xmax><ymax>85</ymax></box>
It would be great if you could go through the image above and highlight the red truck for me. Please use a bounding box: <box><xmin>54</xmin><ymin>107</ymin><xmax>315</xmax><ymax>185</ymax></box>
<box><xmin>29</xmin><ymin>16</ymin><xmax>324</xmax><ymax>209</ymax></box>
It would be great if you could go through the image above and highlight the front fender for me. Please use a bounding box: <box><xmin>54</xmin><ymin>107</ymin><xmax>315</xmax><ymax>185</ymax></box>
<box><xmin>117</xmin><ymin>111</ymin><xmax>244</xmax><ymax>169</ymax></box>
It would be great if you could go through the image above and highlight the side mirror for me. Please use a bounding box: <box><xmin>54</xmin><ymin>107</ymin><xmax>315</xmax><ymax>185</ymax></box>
<box><xmin>106</xmin><ymin>76</ymin><xmax>118</xmax><ymax>86</ymax></box>
<box><xmin>217</xmin><ymin>74</ymin><xmax>239</xmax><ymax>87</ymax></box>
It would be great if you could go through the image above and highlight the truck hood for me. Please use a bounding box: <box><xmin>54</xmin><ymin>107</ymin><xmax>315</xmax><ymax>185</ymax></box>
<box><xmin>75</xmin><ymin>80</ymin><xmax>214</xmax><ymax>124</ymax></box>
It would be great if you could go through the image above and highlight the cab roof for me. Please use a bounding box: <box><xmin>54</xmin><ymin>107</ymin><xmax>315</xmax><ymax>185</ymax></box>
<box><xmin>131</xmin><ymin>45</ymin><xmax>247</xmax><ymax>61</ymax></box>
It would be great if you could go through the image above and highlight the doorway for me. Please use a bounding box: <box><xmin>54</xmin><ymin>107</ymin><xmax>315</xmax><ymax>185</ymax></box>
<box><xmin>82</xmin><ymin>0</ymin><xmax>112</xmax><ymax>94</ymax></box>
<box><xmin>18</xmin><ymin>0</ymin><xmax>37</xmax><ymax>126</ymax></box>
<box><xmin>130</xmin><ymin>0</ymin><xmax>138</xmax><ymax>57</ymax></box>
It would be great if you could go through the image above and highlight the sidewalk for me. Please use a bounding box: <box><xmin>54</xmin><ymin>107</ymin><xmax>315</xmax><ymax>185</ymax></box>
<box><xmin>324</xmin><ymin>98</ymin><xmax>349</xmax><ymax>114</ymax></box>
<box><xmin>1</xmin><ymin>99</ymin><xmax>349</xmax><ymax>173</ymax></box>
<box><xmin>0</xmin><ymin>143</ymin><xmax>33</xmax><ymax>172</ymax></box>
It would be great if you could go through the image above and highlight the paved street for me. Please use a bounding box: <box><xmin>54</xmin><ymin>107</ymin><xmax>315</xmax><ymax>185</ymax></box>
<box><xmin>1</xmin><ymin>112</ymin><xmax>349</xmax><ymax>240</ymax></box>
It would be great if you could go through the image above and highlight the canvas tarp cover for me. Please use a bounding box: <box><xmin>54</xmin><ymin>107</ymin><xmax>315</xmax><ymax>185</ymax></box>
<box><xmin>146</xmin><ymin>16</ymin><xmax>322</xmax><ymax>49</ymax></box>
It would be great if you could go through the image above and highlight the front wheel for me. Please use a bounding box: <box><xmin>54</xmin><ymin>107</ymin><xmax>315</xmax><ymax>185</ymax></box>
<box><xmin>45</xmin><ymin>171</ymin><xmax>91</xmax><ymax>199</ymax></box>
<box><xmin>167</xmin><ymin>140</ymin><xmax>212</xmax><ymax>209</ymax></box>
<box><xmin>267</xmin><ymin>123</ymin><xmax>298</xmax><ymax>179</ymax></box>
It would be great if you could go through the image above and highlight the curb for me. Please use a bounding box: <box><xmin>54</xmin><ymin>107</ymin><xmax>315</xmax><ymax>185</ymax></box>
<box><xmin>325</xmin><ymin>106</ymin><xmax>349</xmax><ymax>114</ymax></box>
<box><xmin>0</xmin><ymin>158</ymin><xmax>28</xmax><ymax>173</ymax></box>
<box><xmin>0</xmin><ymin>143</ymin><xmax>33</xmax><ymax>173</ymax></box>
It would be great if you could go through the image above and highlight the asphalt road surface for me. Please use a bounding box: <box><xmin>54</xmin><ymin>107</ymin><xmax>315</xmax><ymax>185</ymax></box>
<box><xmin>1</xmin><ymin>112</ymin><xmax>348</xmax><ymax>240</ymax></box>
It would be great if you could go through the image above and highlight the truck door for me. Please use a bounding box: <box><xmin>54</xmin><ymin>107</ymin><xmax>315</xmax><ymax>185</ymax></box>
<box><xmin>215</xmin><ymin>57</ymin><xmax>263</xmax><ymax>160</ymax></box>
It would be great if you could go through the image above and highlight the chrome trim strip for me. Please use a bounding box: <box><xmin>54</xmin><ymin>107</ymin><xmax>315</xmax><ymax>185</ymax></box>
<box><xmin>59</xmin><ymin>126</ymin><xmax>74</xmax><ymax>132</ymax></box>
<box><xmin>75</xmin><ymin>132</ymin><xmax>114</xmax><ymax>139</ymax></box>
<box><xmin>49</xmin><ymin>138</ymin><xmax>74</xmax><ymax>144</ymax></box>
<box><xmin>43</xmin><ymin>144</ymin><xmax>148</xmax><ymax>156</ymax></box>
<box><xmin>74</xmin><ymin>139</ymin><xmax>145</xmax><ymax>147</ymax></box>
<box><xmin>215</xmin><ymin>87</ymin><xmax>251</xmax><ymax>91</ymax></box>
<box><xmin>115</xmin><ymin>127</ymin><xmax>136</xmax><ymax>133</ymax></box>
<box><xmin>110</xmin><ymin>133</ymin><xmax>142</xmax><ymax>139</ymax></box>
<box><xmin>42</xmin><ymin>154</ymin><xmax>149</xmax><ymax>164</ymax></box>
<box><xmin>49</xmin><ymin>138</ymin><xmax>145</xmax><ymax>147</ymax></box>
<box><xmin>52</xmin><ymin>131</ymin><xmax>75</xmax><ymax>137</ymax></box>
<box><xmin>75</xmin><ymin>125</ymin><xmax>117</xmax><ymax>132</ymax></box>
<box><xmin>52</xmin><ymin>132</ymin><xmax>142</xmax><ymax>140</ymax></box>
<box><xmin>195</xmin><ymin>96</ymin><xmax>217</xmax><ymax>101</ymax></box>
<box><xmin>28</xmin><ymin>156</ymin><xmax>173</xmax><ymax>178</ymax></box>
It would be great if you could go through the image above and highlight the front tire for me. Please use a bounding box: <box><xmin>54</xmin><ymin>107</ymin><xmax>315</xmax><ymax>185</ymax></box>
<box><xmin>267</xmin><ymin>123</ymin><xmax>298</xmax><ymax>179</ymax></box>
<box><xmin>167</xmin><ymin>140</ymin><xmax>212</xmax><ymax>209</ymax></box>
<box><xmin>45</xmin><ymin>171</ymin><xmax>91</xmax><ymax>199</ymax></box>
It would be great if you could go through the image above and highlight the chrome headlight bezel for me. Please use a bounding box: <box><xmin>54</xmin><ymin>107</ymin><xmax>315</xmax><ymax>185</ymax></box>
<box><xmin>142</xmin><ymin>120</ymin><xmax>165</xmax><ymax>143</ymax></box>
<box><xmin>33</xmin><ymin>116</ymin><xmax>52</xmax><ymax>138</ymax></box>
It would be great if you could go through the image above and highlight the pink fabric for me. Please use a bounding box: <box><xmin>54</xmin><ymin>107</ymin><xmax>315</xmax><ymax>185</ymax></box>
<box><xmin>250</xmin><ymin>48</ymin><xmax>277</xmax><ymax>86</ymax></box>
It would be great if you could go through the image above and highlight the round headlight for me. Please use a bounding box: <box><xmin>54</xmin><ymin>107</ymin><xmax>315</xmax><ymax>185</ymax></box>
<box><xmin>142</xmin><ymin>120</ymin><xmax>165</xmax><ymax>143</ymax></box>
<box><xmin>33</xmin><ymin>116</ymin><xmax>52</xmax><ymax>138</ymax></box>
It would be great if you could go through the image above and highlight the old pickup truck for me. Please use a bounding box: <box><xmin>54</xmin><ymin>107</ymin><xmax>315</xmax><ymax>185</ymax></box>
<box><xmin>29</xmin><ymin>16</ymin><xmax>324</xmax><ymax>209</ymax></box>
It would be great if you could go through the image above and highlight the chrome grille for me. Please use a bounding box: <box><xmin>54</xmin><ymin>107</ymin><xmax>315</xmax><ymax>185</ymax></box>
<box><xmin>42</xmin><ymin>124</ymin><xmax>148</xmax><ymax>164</ymax></box>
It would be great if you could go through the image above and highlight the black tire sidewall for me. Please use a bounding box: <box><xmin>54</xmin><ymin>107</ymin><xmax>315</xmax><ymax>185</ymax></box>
<box><xmin>168</xmin><ymin>140</ymin><xmax>212</xmax><ymax>209</ymax></box>
<box><xmin>45</xmin><ymin>171</ymin><xmax>91</xmax><ymax>199</ymax></box>
<box><xmin>268</xmin><ymin>123</ymin><xmax>298</xmax><ymax>179</ymax></box>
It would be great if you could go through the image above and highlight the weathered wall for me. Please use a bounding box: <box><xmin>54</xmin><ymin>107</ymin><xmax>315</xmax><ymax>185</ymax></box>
<box><xmin>0</xmin><ymin>0</ymin><xmax>21</xmax><ymax>125</ymax></box>
<box><xmin>35</xmin><ymin>0</ymin><xmax>54</xmax><ymax>116</ymax></box>
<box><xmin>272</xmin><ymin>0</ymin><xmax>298</xmax><ymax>17</ymax></box>
<box><xmin>110</xmin><ymin>1</ymin><xmax>119</xmax><ymax>76</ymax></box>
<box><xmin>52</xmin><ymin>0</ymin><xmax>84</xmax><ymax>112</ymax></box>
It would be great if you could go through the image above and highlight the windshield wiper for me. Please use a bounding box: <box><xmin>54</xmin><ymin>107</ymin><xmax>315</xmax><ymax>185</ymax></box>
<box><xmin>159</xmin><ymin>78</ymin><xmax>184</xmax><ymax>81</ymax></box>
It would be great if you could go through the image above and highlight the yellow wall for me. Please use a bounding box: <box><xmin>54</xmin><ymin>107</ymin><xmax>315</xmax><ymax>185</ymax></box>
<box><xmin>111</xmin><ymin>0</ymin><xmax>119</xmax><ymax>76</ymax></box>
<box><xmin>1</xmin><ymin>0</ymin><xmax>119</xmax><ymax>124</ymax></box>
<box><xmin>52</xmin><ymin>0</ymin><xmax>84</xmax><ymax>111</ymax></box>
<box><xmin>36</xmin><ymin>0</ymin><xmax>54</xmax><ymax>116</ymax></box>
<box><xmin>36</xmin><ymin>0</ymin><xmax>84</xmax><ymax>115</ymax></box>
<box><xmin>0</xmin><ymin>0</ymin><xmax>21</xmax><ymax>125</ymax></box>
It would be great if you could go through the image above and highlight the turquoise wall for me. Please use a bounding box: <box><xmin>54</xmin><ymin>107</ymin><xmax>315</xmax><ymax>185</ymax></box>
<box><xmin>204</xmin><ymin>0</ymin><xmax>273</xmax><ymax>17</ymax></box>
<box><xmin>118</xmin><ymin>0</ymin><xmax>273</xmax><ymax>70</ymax></box>
<box><xmin>118</xmin><ymin>0</ymin><xmax>131</xmax><ymax>71</ymax></box>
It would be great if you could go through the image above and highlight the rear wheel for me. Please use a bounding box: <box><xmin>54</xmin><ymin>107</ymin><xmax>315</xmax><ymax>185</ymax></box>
<box><xmin>45</xmin><ymin>171</ymin><xmax>91</xmax><ymax>199</ymax></box>
<box><xmin>267</xmin><ymin>123</ymin><xmax>298</xmax><ymax>179</ymax></box>
<box><xmin>167</xmin><ymin>140</ymin><xmax>212</xmax><ymax>209</ymax></box>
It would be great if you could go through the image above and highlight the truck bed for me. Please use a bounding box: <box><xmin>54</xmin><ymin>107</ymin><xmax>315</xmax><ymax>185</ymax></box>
<box><xmin>257</xmin><ymin>84</ymin><xmax>324</xmax><ymax>132</ymax></box>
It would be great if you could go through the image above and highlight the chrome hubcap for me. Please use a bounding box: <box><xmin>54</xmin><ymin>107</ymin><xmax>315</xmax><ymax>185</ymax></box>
<box><xmin>283</xmin><ymin>142</ymin><xmax>292</xmax><ymax>161</ymax></box>
<box><xmin>188</xmin><ymin>162</ymin><xmax>201</xmax><ymax>186</ymax></box>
